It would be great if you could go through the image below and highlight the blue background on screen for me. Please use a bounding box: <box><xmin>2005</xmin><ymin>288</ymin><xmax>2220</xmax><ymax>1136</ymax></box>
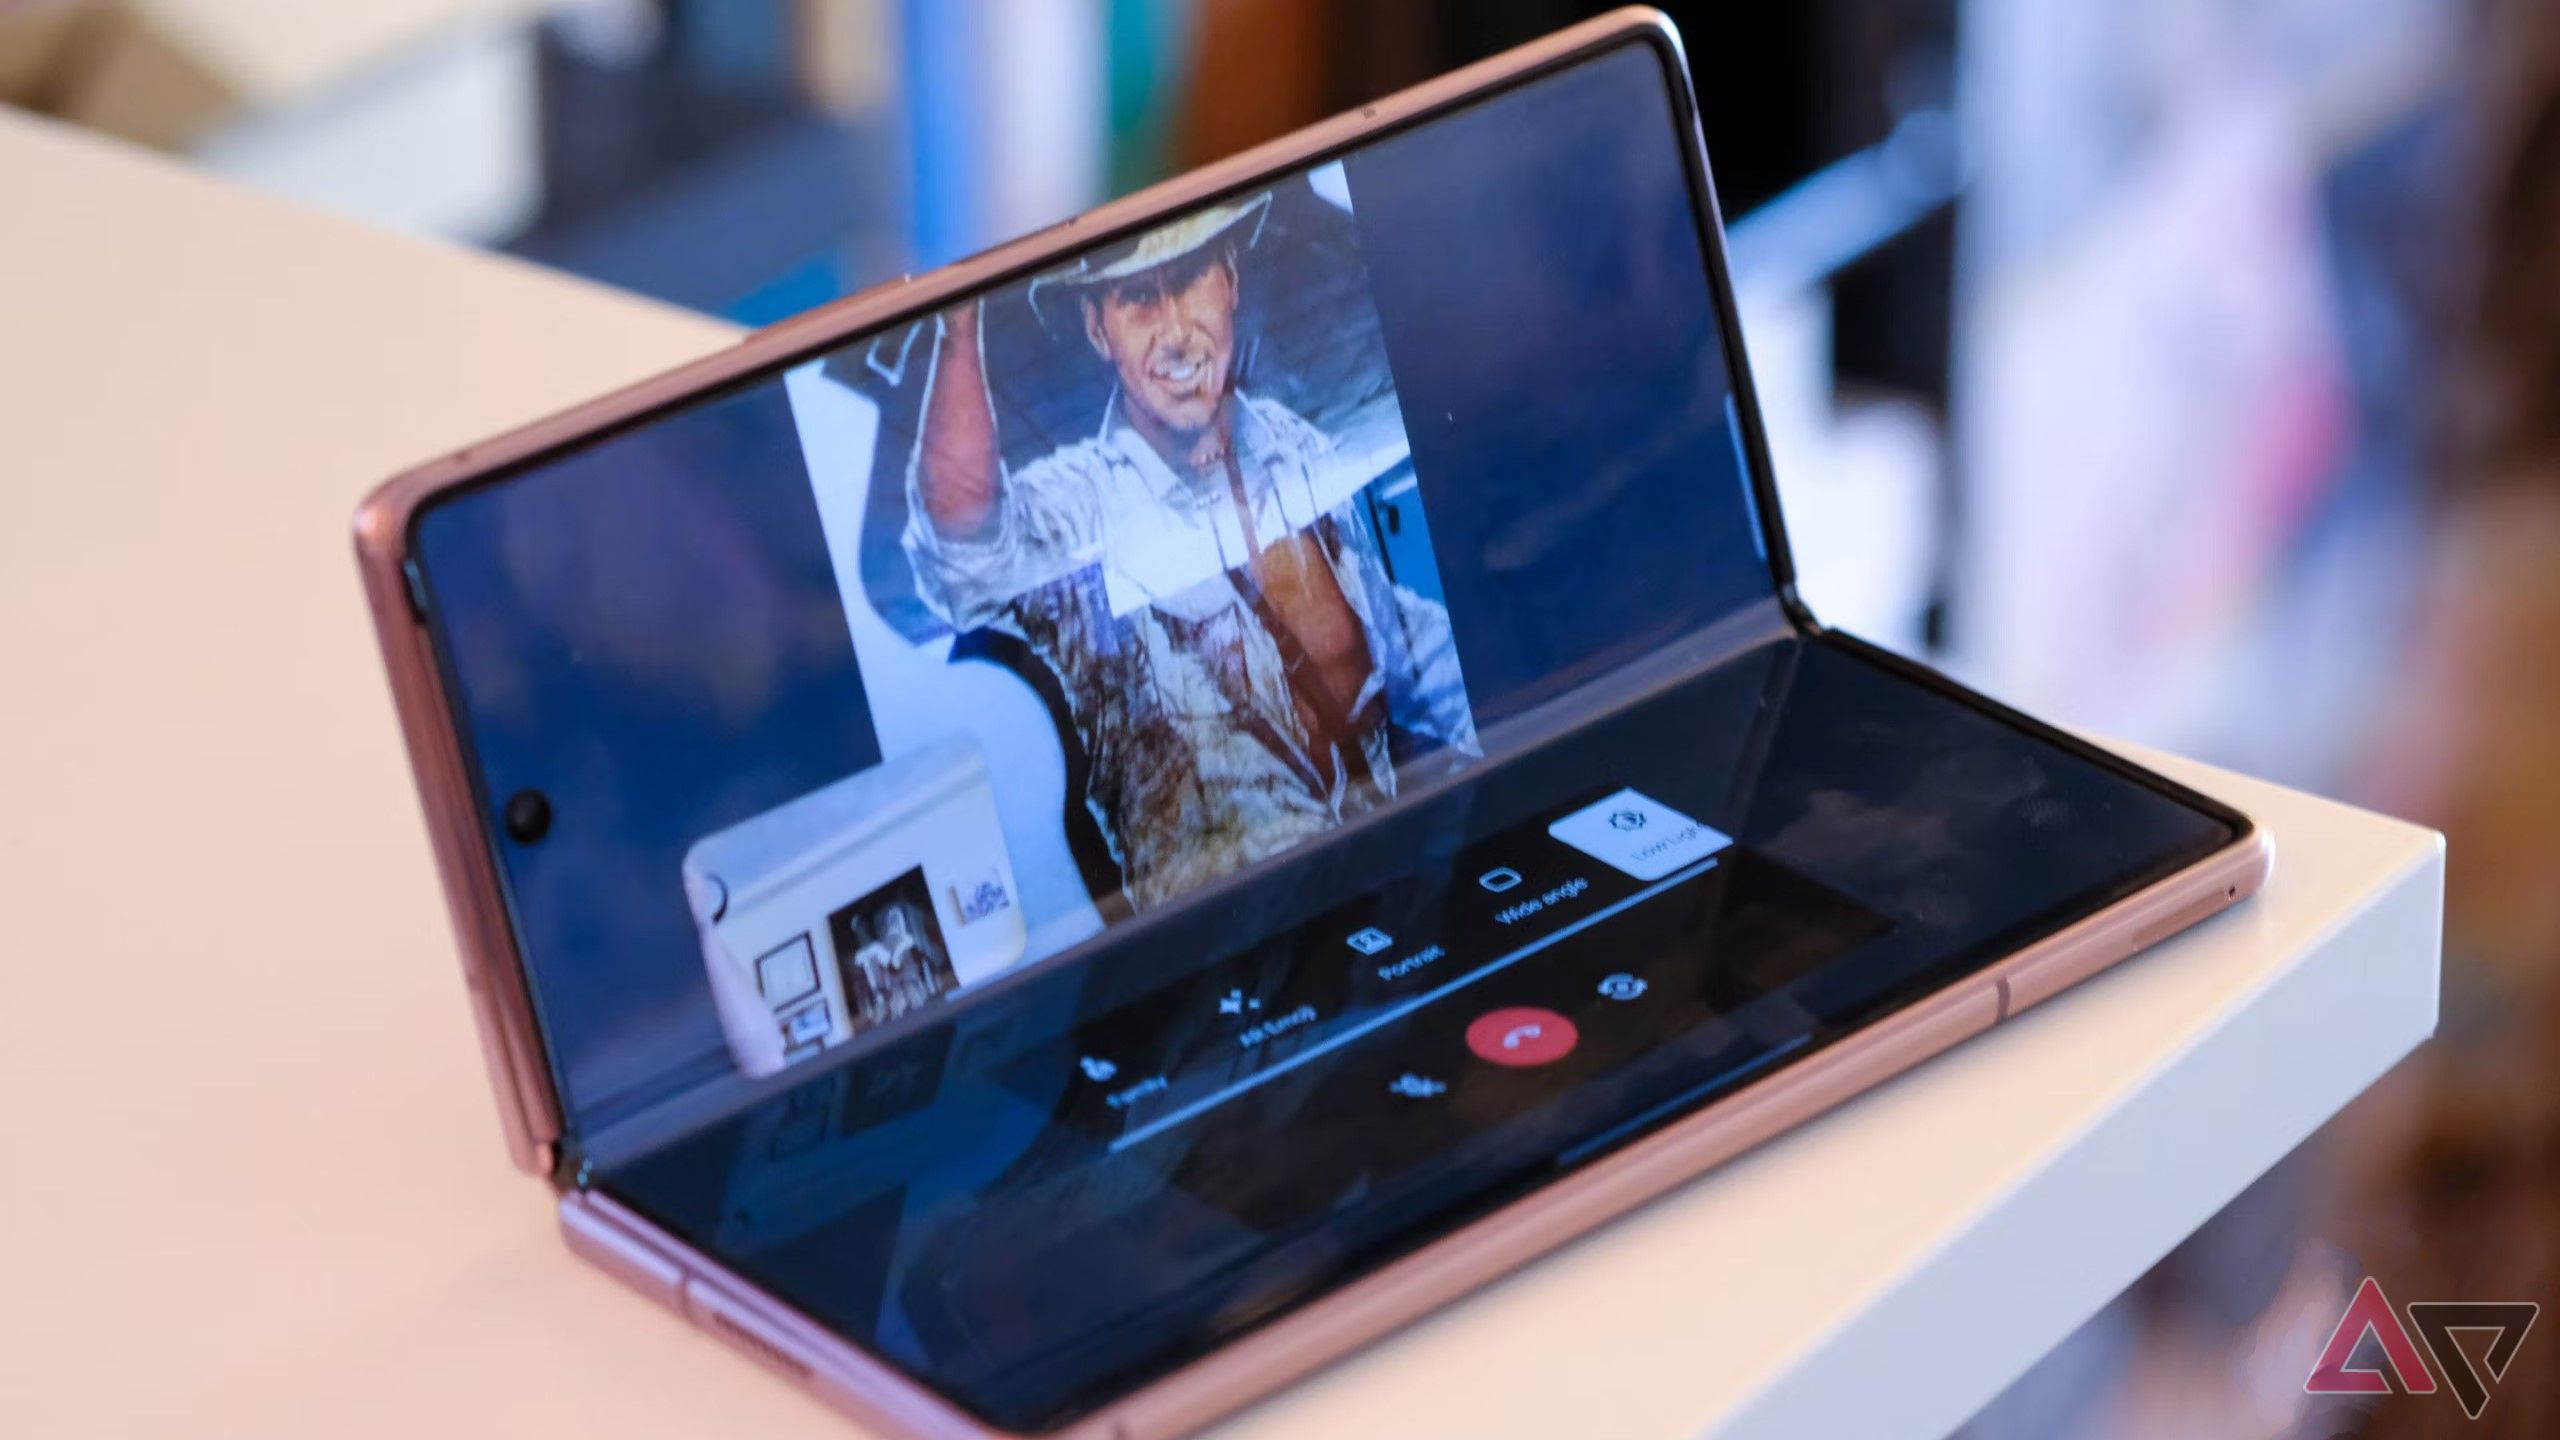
<box><xmin>415</xmin><ymin>385</ymin><xmax>882</xmax><ymax>1125</ymax></box>
<box><xmin>1348</xmin><ymin>43</ymin><xmax>1770</xmax><ymax>722</ymax></box>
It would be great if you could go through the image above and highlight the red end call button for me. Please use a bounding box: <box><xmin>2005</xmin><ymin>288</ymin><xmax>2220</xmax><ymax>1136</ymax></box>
<box><xmin>1466</xmin><ymin>1007</ymin><xmax>1579</xmax><ymax>1068</ymax></box>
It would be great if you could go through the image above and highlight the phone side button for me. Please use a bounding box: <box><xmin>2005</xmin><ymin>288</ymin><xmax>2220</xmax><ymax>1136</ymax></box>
<box><xmin>2006</xmin><ymin>942</ymin><xmax>2107</xmax><ymax>1016</ymax></box>
<box><xmin>685</xmin><ymin>1279</ymin><xmax>819</xmax><ymax>1383</ymax></box>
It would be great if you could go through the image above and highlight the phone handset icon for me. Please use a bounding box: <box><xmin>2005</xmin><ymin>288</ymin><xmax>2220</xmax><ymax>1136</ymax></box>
<box><xmin>1467</xmin><ymin>1007</ymin><xmax>1577</xmax><ymax>1068</ymax></box>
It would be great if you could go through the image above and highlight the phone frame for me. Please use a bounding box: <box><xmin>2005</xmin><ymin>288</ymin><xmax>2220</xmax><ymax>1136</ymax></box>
<box><xmin>352</xmin><ymin>8</ymin><xmax>2271</xmax><ymax>1436</ymax></box>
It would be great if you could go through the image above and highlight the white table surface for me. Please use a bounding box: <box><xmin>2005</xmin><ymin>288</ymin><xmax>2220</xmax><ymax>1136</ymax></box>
<box><xmin>0</xmin><ymin>111</ymin><xmax>2444</xmax><ymax>1439</ymax></box>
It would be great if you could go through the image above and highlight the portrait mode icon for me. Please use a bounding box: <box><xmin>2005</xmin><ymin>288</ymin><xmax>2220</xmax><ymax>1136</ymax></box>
<box><xmin>1078</xmin><ymin>1056</ymin><xmax>1119</xmax><ymax>1083</ymax></box>
<box><xmin>1466</xmin><ymin>1007</ymin><xmax>1577</xmax><ymax>1068</ymax></box>
<box><xmin>1346</xmin><ymin>927</ymin><xmax>1394</xmax><ymax>955</ymax></box>
<box><xmin>1477</xmin><ymin>867</ymin><xmax>1524</xmax><ymax>893</ymax></box>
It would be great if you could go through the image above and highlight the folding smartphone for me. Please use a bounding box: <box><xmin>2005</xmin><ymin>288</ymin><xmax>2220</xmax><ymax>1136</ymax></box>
<box><xmin>353</xmin><ymin>10</ymin><xmax>2269</xmax><ymax>1437</ymax></box>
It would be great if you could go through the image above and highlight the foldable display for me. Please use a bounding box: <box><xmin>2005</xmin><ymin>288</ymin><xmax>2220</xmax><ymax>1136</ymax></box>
<box><xmin>357</xmin><ymin>12</ymin><xmax>2266</xmax><ymax>1438</ymax></box>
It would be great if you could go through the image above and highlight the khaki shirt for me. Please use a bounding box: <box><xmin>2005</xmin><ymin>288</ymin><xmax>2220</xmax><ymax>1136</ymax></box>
<box><xmin>904</xmin><ymin>392</ymin><xmax>1477</xmax><ymax>909</ymax></box>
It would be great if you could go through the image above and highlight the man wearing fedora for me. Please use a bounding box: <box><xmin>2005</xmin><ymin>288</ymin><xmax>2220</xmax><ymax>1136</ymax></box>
<box><xmin>899</xmin><ymin>187</ymin><xmax>1477</xmax><ymax>911</ymax></box>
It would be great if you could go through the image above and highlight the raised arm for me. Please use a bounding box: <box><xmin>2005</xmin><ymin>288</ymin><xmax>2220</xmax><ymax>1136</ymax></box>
<box><xmin>900</xmin><ymin>300</ymin><xmax>1107</xmax><ymax>630</ymax></box>
<box><xmin>915</xmin><ymin>301</ymin><xmax>1003</xmax><ymax>540</ymax></box>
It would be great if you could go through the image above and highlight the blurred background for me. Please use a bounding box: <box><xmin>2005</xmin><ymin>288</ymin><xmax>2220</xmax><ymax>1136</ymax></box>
<box><xmin>6</xmin><ymin>1</ymin><xmax>2551</xmax><ymax>1434</ymax></box>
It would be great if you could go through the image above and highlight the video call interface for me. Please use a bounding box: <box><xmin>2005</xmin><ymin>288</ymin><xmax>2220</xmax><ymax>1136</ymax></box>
<box><xmin>411</xmin><ymin>41</ymin><xmax>2236</xmax><ymax>1430</ymax></box>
